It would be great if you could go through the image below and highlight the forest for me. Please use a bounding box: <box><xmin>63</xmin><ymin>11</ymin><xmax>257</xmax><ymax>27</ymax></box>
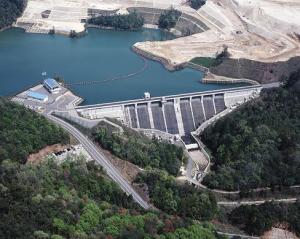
<box><xmin>0</xmin><ymin>155</ymin><xmax>225</xmax><ymax>239</ymax></box>
<box><xmin>0</xmin><ymin>0</ymin><xmax>26</xmax><ymax>29</ymax></box>
<box><xmin>158</xmin><ymin>8</ymin><xmax>181</xmax><ymax>30</ymax></box>
<box><xmin>92</xmin><ymin>122</ymin><xmax>184</xmax><ymax>176</ymax></box>
<box><xmin>201</xmin><ymin>70</ymin><xmax>300</xmax><ymax>191</ymax></box>
<box><xmin>0</xmin><ymin>100</ymin><xmax>224</xmax><ymax>239</ymax></box>
<box><xmin>229</xmin><ymin>201</ymin><xmax>300</xmax><ymax>236</ymax></box>
<box><xmin>135</xmin><ymin>169</ymin><xmax>218</xmax><ymax>221</ymax></box>
<box><xmin>72</xmin><ymin>117</ymin><xmax>219</xmax><ymax>227</ymax></box>
<box><xmin>88</xmin><ymin>12</ymin><xmax>144</xmax><ymax>31</ymax></box>
<box><xmin>0</xmin><ymin>98</ymin><xmax>69</xmax><ymax>164</ymax></box>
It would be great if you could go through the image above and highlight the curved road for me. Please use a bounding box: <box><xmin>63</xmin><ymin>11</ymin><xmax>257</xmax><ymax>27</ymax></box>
<box><xmin>46</xmin><ymin>113</ymin><xmax>150</xmax><ymax>209</ymax></box>
<box><xmin>218</xmin><ymin>198</ymin><xmax>298</xmax><ymax>206</ymax></box>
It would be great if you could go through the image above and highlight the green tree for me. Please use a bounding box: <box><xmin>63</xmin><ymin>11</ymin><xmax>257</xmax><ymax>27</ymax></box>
<box><xmin>76</xmin><ymin>202</ymin><xmax>102</xmax><ymax>233</ymax></box>
<box><xmin>158</xmin><ymin>8</ymin><xmax>181</xmax><ymax>30</ymax></box>
<box><xmin>88</xmin><ymin>12</ymin><xmax>144</xmax><ymax>31</ymax></box>
<box><xmin>189</xmin><ymin>0</ymin><xmax>206</xmax><ymax>10</ymax></box>
<box><xmin>51</xmin><ymin>235</ymin><xmax>65</xmax><ymax>239</ymax></box>
<box><xmin>0</xmin><ymin>0</ymin><xmax>26</xmax><ymax>29</ymax></box>
<box><xmin>202</xmin><ymin>70</ymin><xmax>300</xmax><ymax>190</ymax></box>
<box><xmin>34</xmin><ymin>231</ymin><xmax>50</xmax><ymax>239</ymax></box>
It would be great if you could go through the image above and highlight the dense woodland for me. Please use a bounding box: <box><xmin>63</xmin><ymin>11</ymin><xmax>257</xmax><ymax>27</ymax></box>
<box><xmin>93</xmin><ymin>122</ymin><xmax>184</xmax><ymax>176</ymax></box>
<box><xmin>0</xmin><ymin>157</ymin><xmax>133</xmax><ymax>238</ymax></box>
<box><xmin>158</xmin><ymin>8</ymin><xmax>181</xmax><ymax>30</ymax></box>
<box><xmin>0</xmin><ymin>101</ymin><xmax>223</xmax><ymax>238</ymax></box>
<box><xmin>0</xmin><ymin>0</ymin><xmax>26</xmax><ymax>29</ymax></box>
<box><xmin>0</xmin><ymin>98</ymin><xmax>69</xmax><ymax>164</ymax></box>
<box><xmin>0</xmin><ymin>155</ymin><xmax>225</xmax><ymax>239</ymax></box>
<box><xmin>202</xmin><ymin>70</ymin><xmax>300</xmax><ymax>191</ymax></box>
<box><xmin>229</xmin><ymin>201</ymin><xmax>300</xmax><ymax>236</ymax></box>
<box><xmin>57</xmin><ymin>111</ymin><xmax>220</xmax><ymax>222</ymax></box>
<box><xmin>88</xmin><ymin>12</ymin><xmax>144</xmax><ymax>31</ymax></box>
<box><xmin>91</xmin><ymin>122</ymin><xmax>219</xmax><ymax>222</ymax></box>
<box><xmin>135</xmin><ymin>169</ymin><xmax>218</xmax><ymax>221</ymax></box>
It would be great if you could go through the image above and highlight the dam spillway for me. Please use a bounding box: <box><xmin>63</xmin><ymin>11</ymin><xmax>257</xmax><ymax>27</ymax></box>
<box><xmin>76</xmin><ymin>86</ymin><xmax>261</xmax><ymax>143</ymax></box>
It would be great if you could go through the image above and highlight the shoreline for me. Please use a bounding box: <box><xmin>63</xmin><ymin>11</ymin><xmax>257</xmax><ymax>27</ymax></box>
<box><xmin>2</xmin><ymin>25</ymin><xmax>263</xmax><ymax>87</ymax></box>
<box><xmin>132</xmin><ymin>45</ymin><xmax>185</xmax><ymax>71</ymax></box>
<box><xmin>132</xmin><ymin>46</ymin><xmax>260</xmax><ymax>85</ymax></box>
<box><xmin>87</xmin><ymin>24</ymin><xmax>144</xmax><ymax>32</ymax></box>
<box><xmin>202</xmin><ymin>77</ymin><xmax>259</xmax><ymax>85</ymax></box>
<box><xmin>0</xmin><ymin>26</ymin><xmax>13</xmax><ymax>32</ymax></box>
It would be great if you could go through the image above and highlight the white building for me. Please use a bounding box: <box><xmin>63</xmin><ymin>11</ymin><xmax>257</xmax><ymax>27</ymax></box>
<box><xmin>144</xmin><ymin>92</ymin><xmax>151</xmax><ymax>100</ymax></box>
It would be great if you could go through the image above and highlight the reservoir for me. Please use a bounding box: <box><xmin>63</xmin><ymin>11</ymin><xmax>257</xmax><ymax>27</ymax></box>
<box><xmin>0</xmin><ymin>28</ymin><xmax>246</xmax><ymax>105</ymax></box>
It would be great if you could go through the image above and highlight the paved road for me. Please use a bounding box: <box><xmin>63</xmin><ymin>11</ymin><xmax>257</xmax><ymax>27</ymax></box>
<box><xmin>261</xmin><ymin>82</ymin><xmax>281</xmax><ymax>88</ymax></box>
<box><xmin>217</xmin><ymin>232</ymin><xmax>259</xmax><ymax>239</ymax></box>
<box><xmin>46</xmin><ymin>113</ymin><xmax>150</xmax><ymax>209</ymax></box>
<box><xmin>218</xmin><ymin>198</ymin><xmax>298</xmax><ymax>206</ymax></box>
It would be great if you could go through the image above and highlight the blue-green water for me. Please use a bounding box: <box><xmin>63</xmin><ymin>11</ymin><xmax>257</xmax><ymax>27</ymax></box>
<box><xmin>0</xmin><ymin>28</ymin><xmax>245</xmax><ymax>104</ymax></box>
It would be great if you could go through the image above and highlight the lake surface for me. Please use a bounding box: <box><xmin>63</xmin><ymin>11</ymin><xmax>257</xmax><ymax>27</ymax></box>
<box><xmin>0</xmin><ymin>28</ymin><xmax>246</xmax><ymax>104</ymax></box>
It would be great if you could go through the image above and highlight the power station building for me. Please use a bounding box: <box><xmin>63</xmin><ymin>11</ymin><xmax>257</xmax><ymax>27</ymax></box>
<box><xmin>26</xmin><ymin>91</ymin><xmax>48</xmax><ymax>102</ymax></box>
<box><xmin>43</xmin><ymin>78</ymin><xmax>60</xmax><ymax>93</ymax></box>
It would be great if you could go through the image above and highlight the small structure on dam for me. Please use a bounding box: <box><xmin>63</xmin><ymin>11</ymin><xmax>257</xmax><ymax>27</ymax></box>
<box><xmin>76</xmin><ymin>86</ymin><xmax>261</xmax><ymax>144</ymax></box>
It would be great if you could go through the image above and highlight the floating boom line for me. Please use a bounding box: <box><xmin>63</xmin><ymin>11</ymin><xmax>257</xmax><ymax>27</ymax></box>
<box><xmin>65</xmin><ymin>56</ymin><xmax>148</xmax><ymax>86</ymax></box>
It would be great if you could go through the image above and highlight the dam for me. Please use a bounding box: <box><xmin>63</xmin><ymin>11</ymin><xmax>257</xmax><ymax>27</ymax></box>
<box><xmin>12</xmin><ymin>80</ymin><xmax>262</xmax><ymax>186</ymax></box>
<box><xmin>76</xmin><ymin>86</ymin><xmax>261</xmax><ymax>143</ymax></box>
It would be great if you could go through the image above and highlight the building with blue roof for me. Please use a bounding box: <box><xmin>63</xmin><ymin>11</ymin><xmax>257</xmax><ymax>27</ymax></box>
<box><xmin>43</xmin><ymin>78</ymin><xmax>60</xmax><ymax>93</ymax></box>
<box><xmin>27</xmin><ymin>91</ymin><xmax>49</xmax><ymax>102</ymax></box>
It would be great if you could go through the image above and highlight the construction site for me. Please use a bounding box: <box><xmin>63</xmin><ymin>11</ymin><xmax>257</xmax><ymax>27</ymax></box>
<box><xmin>15</xmin><ymin>0</ymin><xmax>300</xmax><ymax>83</ymax></box>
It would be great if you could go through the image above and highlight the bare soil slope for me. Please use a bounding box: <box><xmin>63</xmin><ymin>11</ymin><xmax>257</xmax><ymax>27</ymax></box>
<box><xmin>16</xmin><ymin>0</ymin><xmax>300</xmax><ymax>82</ymax></box>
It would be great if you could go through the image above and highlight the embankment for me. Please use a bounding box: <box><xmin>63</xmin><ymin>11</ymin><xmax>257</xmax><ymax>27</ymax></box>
<box><xmin>0</xmin><ymin>26</ymin><xmax>13</xmax><ymax>32</ymax></box>
<box><xmin>209</xmin><ymin>57</ymin><xmax>300</xmax><ymax>84</ymax></box>
<box><xmin>132</xmin><ymin>45</ymin><xmax>186</xmax><ymax>71</ymax></box>
<box><xmin>186</xmin><ymin>62</ymin><xmax>209</xmax><ymax>73</ymax></box>
<box><xmin>133</xmin><ymin>45</ymin><xmax>300</xmax><ymax>85</ymax></box>
<box><xmin>202</xmin><ymin>74</ymin><xmax>259</xmax><ymax>85</ymax></box>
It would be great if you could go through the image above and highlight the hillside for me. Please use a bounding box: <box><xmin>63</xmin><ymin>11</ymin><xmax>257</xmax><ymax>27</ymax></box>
<box><xmin>201</xmin><ymin>70</ymin><xmax>300</xmax><ymax>191</ymax></box>
<box><xmin>134</xmin><ymin>0</ymin><xmax>300</xmax><ymax>82</ymax></box>
<box><xmin>0</xmin><ymin>0</ymin><xmax>26</xmax><ymax>29</ymax></box>
<box><xmin>92</xmin><ymin>122</ymin><xmax>184</xmax><ymax>176</ymax></box>
<box><xmin>0</xmin><ymin>100</ymin><xmax>224</xmax><ymax>239</ymax></box>
<box><xmin>0</xmin><ymin>98</ymin><xmax>69</xmax><ymax>164</ymax></box>
<box><xmin>229</xmin><ymin>201</ymin><xmax>300</xmax><ymax>237</ymax></box>
<box><xmin>90</xmin><ymin>121</ymin><xmax>219</xmax><ymax>221</ymax></box>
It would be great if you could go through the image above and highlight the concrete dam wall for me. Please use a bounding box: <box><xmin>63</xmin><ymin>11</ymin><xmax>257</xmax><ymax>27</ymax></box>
<box><xmin>76</xmin><ymin>87</ymin><xmax>261</xmax><ymax>143</ymax></box>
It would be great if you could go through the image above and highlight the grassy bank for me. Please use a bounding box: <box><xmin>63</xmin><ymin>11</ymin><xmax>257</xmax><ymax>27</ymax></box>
<box><xmin>190</xmin><ymin>57</ymin><xmax>217</xmax><ymax>68</ymax></box>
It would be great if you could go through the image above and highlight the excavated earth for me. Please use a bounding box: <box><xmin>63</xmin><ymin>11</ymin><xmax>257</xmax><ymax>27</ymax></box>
<box><xmin>15</xmin><ymin>0</ymin><xmax>300</xmax><ymax>83</ymax></box>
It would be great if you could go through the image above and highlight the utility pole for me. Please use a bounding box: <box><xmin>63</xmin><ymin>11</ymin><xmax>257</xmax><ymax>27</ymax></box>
<box><xmin>42</xmin><ymin>72</ymin><xmax>47</xmax><ymax>81</ymax></box>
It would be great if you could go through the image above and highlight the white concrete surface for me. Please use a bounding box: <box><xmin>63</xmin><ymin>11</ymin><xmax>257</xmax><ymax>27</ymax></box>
<box><xmin>78</xmin><ymin>105</ymin><xmax>124</xmax><ymax>120</ymax></box>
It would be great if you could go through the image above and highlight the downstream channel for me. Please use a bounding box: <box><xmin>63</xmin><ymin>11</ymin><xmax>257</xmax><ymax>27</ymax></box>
<box><xmin>0</xmin><ymin>28</ymin><xmax>247</xmax><ymax>105</ymax></box>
